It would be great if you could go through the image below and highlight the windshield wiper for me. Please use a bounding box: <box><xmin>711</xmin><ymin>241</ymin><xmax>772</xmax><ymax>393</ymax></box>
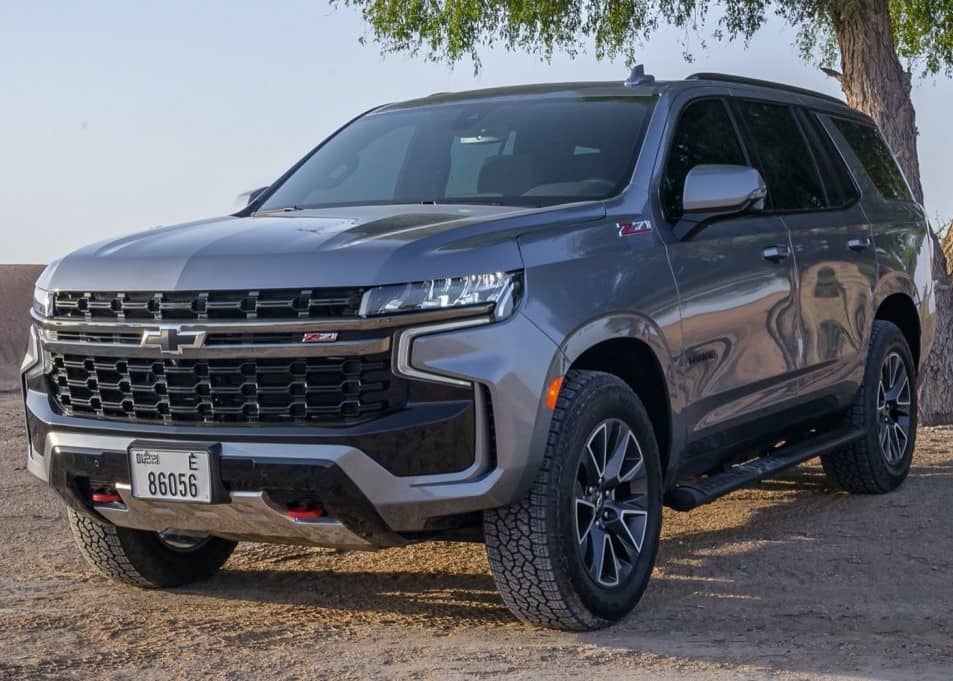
<box><xmin>254</xmin><ymin>205</ymin><xmax>305</xmax><ymax>215</ymax></box>
<box><xmin>420</xmin><ymin>198</ymin><xmax>506</xmax><ymax>206</ymax></box>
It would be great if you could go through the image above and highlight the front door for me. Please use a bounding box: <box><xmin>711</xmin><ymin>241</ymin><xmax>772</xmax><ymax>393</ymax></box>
<box><xmin>658</xmin><ymin>98</ymin><xmax>800</xmax><ymax>468</ymax></box>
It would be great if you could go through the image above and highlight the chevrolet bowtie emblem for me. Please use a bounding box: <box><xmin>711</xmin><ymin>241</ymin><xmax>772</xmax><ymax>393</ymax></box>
<box><xmin>141</xmin><ymin>326</ymin><xmax>207</xmax><ymax>355</ymax></box>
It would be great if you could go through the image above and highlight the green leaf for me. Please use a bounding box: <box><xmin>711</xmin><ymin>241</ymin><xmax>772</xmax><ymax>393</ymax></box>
<box><xmin>330</xmin><ymin>0</ymin><xmax>953</xmax><ymax>77</ymax></box>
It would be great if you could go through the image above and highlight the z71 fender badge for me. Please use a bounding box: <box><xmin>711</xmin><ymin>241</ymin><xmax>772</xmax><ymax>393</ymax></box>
<box><xmin>617</xmin><ymin>220</ymin><xmax>653</xmax><ymax>237</ymax></box>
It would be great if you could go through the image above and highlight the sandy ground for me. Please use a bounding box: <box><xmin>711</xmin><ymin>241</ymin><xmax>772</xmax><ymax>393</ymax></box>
<box><xmin>1</xmin><ymin>394</ymin><xmax>952</xmax><ymax>680</ymax></box>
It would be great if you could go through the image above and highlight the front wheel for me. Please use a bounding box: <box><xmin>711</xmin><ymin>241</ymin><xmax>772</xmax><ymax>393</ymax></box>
<box><xmin>68</xmin><ymin>509</ymin><xmax>236</xmax><ymax>588</ymax></box>
<box><xmin>484</xmin><ymin>371</ymin><xmax>663</xmax><ymax>630</ymax></box>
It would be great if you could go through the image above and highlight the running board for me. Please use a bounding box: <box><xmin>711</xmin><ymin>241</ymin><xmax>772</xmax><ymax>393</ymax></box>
<box><xmin>665</xmin><ymin>427</ymin><xmax>865</xmax><ymax>512</ymax></box>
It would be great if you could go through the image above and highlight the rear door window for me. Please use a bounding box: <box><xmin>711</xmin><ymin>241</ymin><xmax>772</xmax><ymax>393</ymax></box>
<box><xmin>736</xmin><ymin>101</ymin><xmax>826</xmax><ymax>211</ymax></box>
<box><xmin>801</xmin><ymin>112</ymin><xmax>860</xmax><ymax>208</ymax></box>
<box><xmin>661</xmin><ymin>98</ymin><xmax>747</xmax><ymax>220</ymax></box>
<box><xmin>827</xmin><ymin>117</ymin><xmax>913</xmax><ymax>202</ymax></box>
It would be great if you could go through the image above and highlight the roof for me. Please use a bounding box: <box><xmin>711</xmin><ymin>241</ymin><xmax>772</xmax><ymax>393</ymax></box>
<box><xmin>379</xmin><ymin>71</ymin><xmax>855</xmax><ymax>117</ymax></box>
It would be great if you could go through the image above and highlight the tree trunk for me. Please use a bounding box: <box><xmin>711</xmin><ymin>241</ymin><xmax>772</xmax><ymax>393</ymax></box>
<box><xmin>831</xmin><ymin>0</ymin><xmax>952</xmax><ymax>426</ymax></box>
<box><xmin>919</xmin><ymin>228</ymin><xmax>953</xmax><ymax>425</ymax></box>
<box><xmin>830</xmin><ymin>0</ymin><xmax>923</xmax><ymax>203</ymax></box>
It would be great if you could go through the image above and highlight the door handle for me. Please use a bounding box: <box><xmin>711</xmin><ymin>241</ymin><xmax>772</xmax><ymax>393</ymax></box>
<box><xmin>847</xmin><ymin>236</ymin><xmax>872</xmax><ymax>251</ymax></box>
<box><xmin>762</xmin><ymin>244</ymin><xmax>791</xmax><ymax>263</ymax></box>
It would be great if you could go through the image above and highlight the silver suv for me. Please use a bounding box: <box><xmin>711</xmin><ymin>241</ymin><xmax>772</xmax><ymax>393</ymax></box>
<box><xmin>22</xmin><ymin>70</ymin><xmax>936</xmax><ymax>630</ymax></box>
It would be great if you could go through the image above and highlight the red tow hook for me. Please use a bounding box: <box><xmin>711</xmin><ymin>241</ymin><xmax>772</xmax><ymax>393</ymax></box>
<box><xmin>287</xmin><ymin>503</ymin><xmax>325</xmax><ymax>521</ymax></box>
<box><xmin>91</xmin><ymin>491</ymin><xmax>123</xmax><ymax>504</ymax></box>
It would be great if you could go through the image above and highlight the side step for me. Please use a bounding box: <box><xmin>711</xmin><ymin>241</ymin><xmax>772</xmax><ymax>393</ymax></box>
<box><xmin>665</xmin><ymin>427</ymin><xmax>865</xmax><ymax>512</ymax></box>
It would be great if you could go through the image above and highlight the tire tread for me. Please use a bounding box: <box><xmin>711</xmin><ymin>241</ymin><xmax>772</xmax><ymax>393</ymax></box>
<box><xmin>821</xmin><ymin>320</ymin><xmax>916</xmax><ymax>494</ymax></box>
<box><xmin>69</xmin><ymin>510</ymin><xmax>157</xmax><ymax>587</ymax></box>
<box><xmin>68</xmin><ymin>509</ymin><xmax>236</xmax><ymax>588</ymax></box>
<box><xmin>484</xmin><ymin>370</ymin><xmax>655</xmax><ymax>630</ymax></box>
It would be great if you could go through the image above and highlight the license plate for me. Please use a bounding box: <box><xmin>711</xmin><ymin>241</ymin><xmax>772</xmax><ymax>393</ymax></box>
<box><xmin>129</xmin><ymin>447</ymin><xmax>213</xmax><ymax>503</ymax></box>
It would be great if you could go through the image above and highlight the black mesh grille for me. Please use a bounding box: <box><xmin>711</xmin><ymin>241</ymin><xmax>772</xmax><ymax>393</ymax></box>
<box><xmin>48</xmin><ymin>352</ymin><xmax>405</xmax><ymax>425</ymax></box>
<box><xmin>53</xmin><ymin>288</ymin><xmax>365</xmax><ymax>321</ymax></box>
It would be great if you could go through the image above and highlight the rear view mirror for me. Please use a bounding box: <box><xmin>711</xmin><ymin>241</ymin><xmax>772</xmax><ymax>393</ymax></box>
<box><xmin>672</xmin><ymin>165</ymin><xmax>767</xmax><ymax>240</ymax></box>
<box><xmin>682</xmin><ymin>164</ymin><xmax>767</xmax><ymax>215</ymax></box>
<box><xmin>459</xmin><ymin>134</ymin><xmax>502</xmax><ymax>145</ymax></box>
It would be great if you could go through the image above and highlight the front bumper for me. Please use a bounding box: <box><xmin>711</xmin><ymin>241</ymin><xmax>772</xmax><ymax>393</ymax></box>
<box><xmin>48</xmin><ymin>447</ymin><xmax>387</xmax><ymax>549</ymax></box>
<box><xmin>23</xmin><ymin>311</ymin><xmax>563</xmax><ymax>546</ymax></box>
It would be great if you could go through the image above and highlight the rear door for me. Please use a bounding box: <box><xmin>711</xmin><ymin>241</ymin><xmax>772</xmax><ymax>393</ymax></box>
<box><xmin>733</xmin><ymin>100</ymin><xmax>876</xmax><ymax>412</ymax></box>
<box><xmin>659</xmin><ymin>98</ymin><xmax>800</xmax><ymax>469</ymax></box>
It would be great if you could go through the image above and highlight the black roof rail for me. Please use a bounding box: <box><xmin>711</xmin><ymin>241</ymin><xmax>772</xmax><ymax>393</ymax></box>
<box><xmin>686</xmin><ymin>72</ymin><xmax>847</xmax><ymax>107</ymax></box>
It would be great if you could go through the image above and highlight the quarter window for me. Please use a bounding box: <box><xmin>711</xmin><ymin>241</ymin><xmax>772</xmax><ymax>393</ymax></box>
<box><xmin>828</xmin><ymin>117</ymin><xmax>913</xmax><ymax>202</ymax></box>
<box><xmin>802</xmin><ymin>113</ymin><xmax>860</xmax><ymax>208</ymax></box>
<box><xmin>661</xmin><ymin>99</ymin><xmax>747</xmax><ymax>220</ymax></box>
<box><xmin>737</xmin><ymin>101</ymin><xmax>826</xmax><ymax>211</ymax></box>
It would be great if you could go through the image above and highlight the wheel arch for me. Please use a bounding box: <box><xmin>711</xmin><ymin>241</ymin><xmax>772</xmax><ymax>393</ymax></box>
<box><xmin>559</xmin><ymin>314</ymin><xmax>681</xmax><ymax>481</ymax></box>
<box><xmin>875</xmin><ymin>292</ymin><xmax>921</xmax><ymax>369</ymax></box>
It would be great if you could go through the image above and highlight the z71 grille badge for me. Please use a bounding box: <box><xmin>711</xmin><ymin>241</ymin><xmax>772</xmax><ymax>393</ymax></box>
<box><xmin>302</xmin><ymin>332</ymin><xmax>339</xmax><ymax>344</ymax></box>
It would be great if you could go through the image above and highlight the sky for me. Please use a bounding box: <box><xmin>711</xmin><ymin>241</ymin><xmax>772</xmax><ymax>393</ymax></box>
<box><xmin>2</xmin><ymin>2</ymin><xmax>951</xmax><ymax>264</ymax></box>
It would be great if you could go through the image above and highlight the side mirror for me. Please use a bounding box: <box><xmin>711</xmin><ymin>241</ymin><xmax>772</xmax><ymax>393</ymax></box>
<box><xmin>235</xmin><ymin>186</ymin><xmax>269</xmax><ymax>210</ymax></box>
<box><xmin>674</xmin><ymin>165</ymin><xmax>767</xmax><ymax>240</ymax></box>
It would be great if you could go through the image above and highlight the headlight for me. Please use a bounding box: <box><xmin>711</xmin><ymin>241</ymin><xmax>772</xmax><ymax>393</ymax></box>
<box><xmin>359</xmin><ymin>271</ymin><xmax>522</xmax><ymax>320</ymax></box>
<box><xmin>32</xmin><ymin>286</ymin><xmax>54</xmax><ymax>318</ymax></box>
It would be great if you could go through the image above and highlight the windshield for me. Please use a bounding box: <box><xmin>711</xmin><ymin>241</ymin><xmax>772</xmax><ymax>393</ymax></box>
<box><xmin>259</xmin><ymin>96</ymin><xmax>656</xmax><ymax>211</ymax></box>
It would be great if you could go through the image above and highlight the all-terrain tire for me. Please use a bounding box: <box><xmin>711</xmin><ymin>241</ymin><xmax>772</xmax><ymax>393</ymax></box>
<box><xmin>821</xmin><ymin>320</ymin><xmax>918</xmax><ymax>494</ymax></box>
<box><xmin>484</xmin><ymin>370</ymin><xmax>663</xmax><ymax>630</ymax></box>
<box><xmin>68</xmin><ymin>509</ymin><xmax>236</xmax><ymax>588</ymax></box>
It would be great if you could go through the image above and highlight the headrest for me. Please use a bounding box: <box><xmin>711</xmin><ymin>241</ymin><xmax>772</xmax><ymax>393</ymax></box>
<box><xmin>477</xmin><ymin>155</ymin><xmax>539</xmax><ymax>196</ymax></box>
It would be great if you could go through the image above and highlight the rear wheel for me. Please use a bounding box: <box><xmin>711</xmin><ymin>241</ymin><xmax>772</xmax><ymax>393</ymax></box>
<box><xmin>821</xmin><ymin>320</ymin><xmax>917</xmax><ymax>493</ymax></box>
<box><xmin>484</xmin><ymin>371</ymin><xmax>662</xmax><ymax>630</ymax></box>
<box><xmin>68</xmin><ymin>509</ymin><xmax>236</xmax><ymax>588</ymax></box>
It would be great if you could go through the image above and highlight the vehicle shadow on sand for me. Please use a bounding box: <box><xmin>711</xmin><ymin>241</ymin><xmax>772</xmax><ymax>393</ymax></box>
<box><xmin>188</xmin><ymin>564</ymin><xmax>515</xmax><ymax>625</ymax></box>
<box><xmin>184</xmin><ymin>456</ymin><xmax>953</xmax><ymax>676</ymax></box>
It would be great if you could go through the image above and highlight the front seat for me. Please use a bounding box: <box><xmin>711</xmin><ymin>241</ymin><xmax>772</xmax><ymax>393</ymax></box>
<box><xmin>477</xmin><ymin>155</ymin><xmax>540</xmax><ymax>197</ymax></box>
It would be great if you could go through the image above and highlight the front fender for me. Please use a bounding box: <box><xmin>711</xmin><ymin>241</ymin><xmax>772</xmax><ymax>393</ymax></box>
<box><xmin>554</xmin><ymin>312</ymin><xmax>686</xmax><ymax>484</ymax></box>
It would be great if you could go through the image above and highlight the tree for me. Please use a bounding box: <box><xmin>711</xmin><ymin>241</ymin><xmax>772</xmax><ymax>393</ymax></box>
<box><xmin>920</xmin><ymin>226</ymin><xmax>953</xmax><ymax>424</ymax></box>
<box><xmin>336</xmin><ymin>0</ymin><xmax>953</xmax><ymax>423</ymax></box>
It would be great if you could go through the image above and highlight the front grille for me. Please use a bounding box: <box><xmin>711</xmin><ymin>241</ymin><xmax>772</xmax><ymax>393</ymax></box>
<box><xmin>52</xmin><ymin>330</ymin><xmax>346</xmax><ymax>347</ymax></box>
<box><xmin>56</xmin><ymin>331</ymin><xmax>142</xmax><ymax>345</ymax></box>
<box><xmin>53</xmin><ymin>288</ymin><xmax>365</xmax><ymax>321</ymax></box>
<box><xmin>48</xmin><ymin>352</ymin><xmax>406</xmax><ymax>425</ymax></box>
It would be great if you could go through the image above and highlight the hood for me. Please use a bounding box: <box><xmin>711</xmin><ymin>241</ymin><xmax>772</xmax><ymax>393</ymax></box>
<box><xmin>44</xmin><ymin>203</ymin><xmax>604</xmax><ymax>291</ymax></box>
